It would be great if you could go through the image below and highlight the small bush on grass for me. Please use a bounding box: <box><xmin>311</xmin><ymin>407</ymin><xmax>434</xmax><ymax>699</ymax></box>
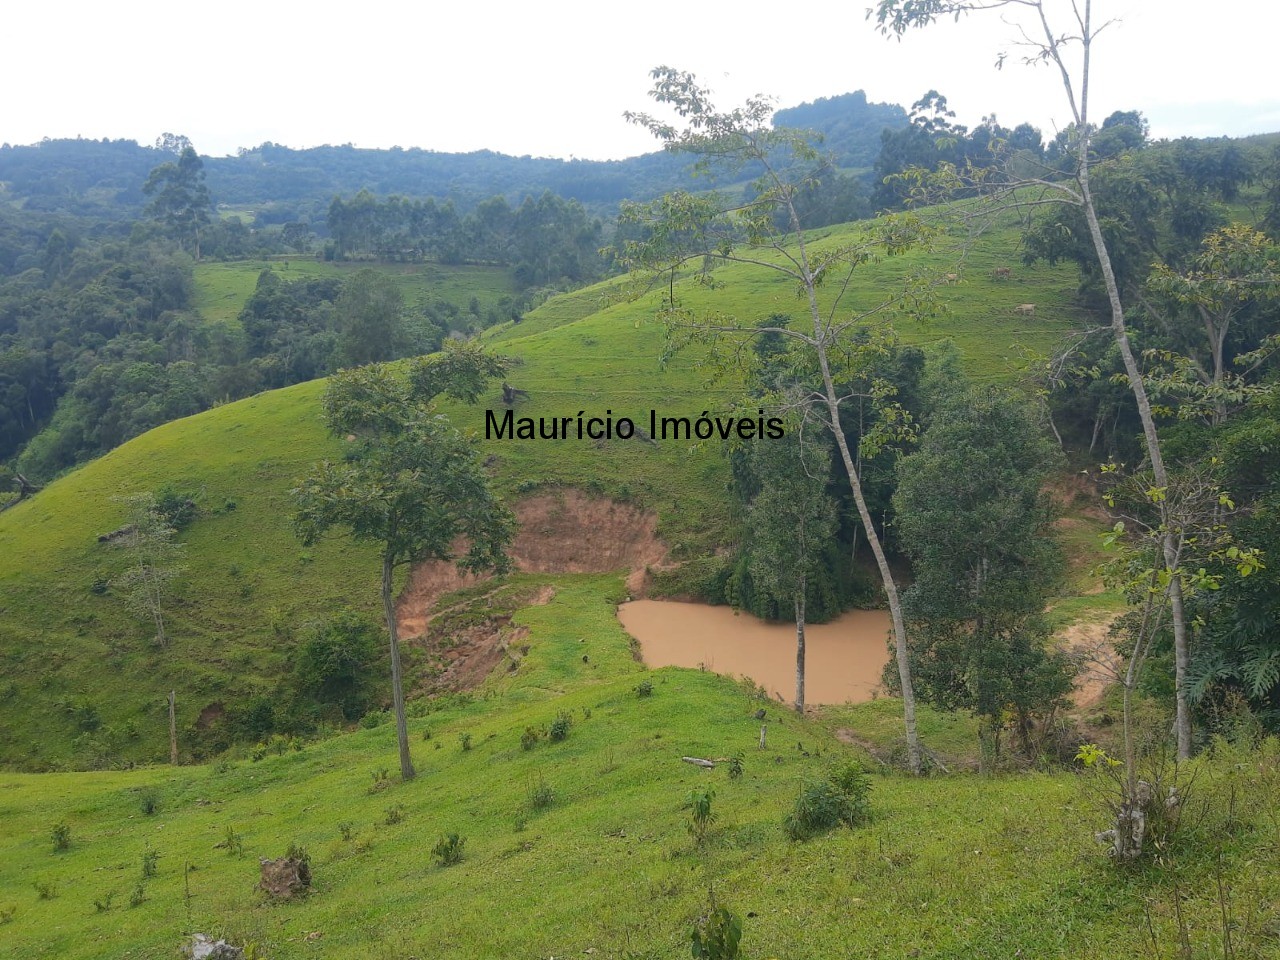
<box><xmin>137</xmin><ymin>787</ymin><xmax>161</xmax><ymax>816</ymax></box>
<box><xmin>50</xmin><ymin>822</ymin><xmax>71</xmax><ymax>852</ymax></box>
<box><xmin>528</xmin><ymin>777</ymin><xmax>554</xmax><ymax>811</ymax></box>
<box><xmin>548</xmin><ymin>711</ymin><xmax>572</xmax><ymax>743</ymax></box>
<box><xmin>784</xmin><ymin>761</ymin><xmax>871</xmax><ymax>840</ymax></box>
<box><xmin>432</xmin><ymin>832</ymin><xmax>466</xmax><ymax>867</ymax></box>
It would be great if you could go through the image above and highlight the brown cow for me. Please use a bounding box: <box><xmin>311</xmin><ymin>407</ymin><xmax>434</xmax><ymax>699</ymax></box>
<box><xmin>992</xmin><ymin>266</ymin><xmax>1012</xmax><ymax>280</ymax></box>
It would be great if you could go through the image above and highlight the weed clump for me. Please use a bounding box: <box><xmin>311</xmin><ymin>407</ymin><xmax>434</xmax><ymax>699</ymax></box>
<box><xmin>548</xmin><ymin>711</ymin><xmax>572</xmax><ymax>743</ymax></box>
<box><xmin>141</xmin><ymin>846</ymin><xmax>159</xmax><ymax>879</ymax></box>
<box><xmin>50</xmin><ymin>822</ymin><xmax>71</xmax><ymax>852</ymax></box>
<box><xmin>687</xmin><ymin>788</ymin><xmax>716</xmax><ymax>845</ymax></box>
<box><xmin>528</xmin><ymin>777</ymin><xmax>554</xmax><ymax>811</ymax></box>
<box><xmin>784</xmin><ymin>761</ymin><xmax>871</xmax><ymax>840</ymax></box>
<box><xmin>520</xmin><ymin>726</ymin><xmax>540</xmax><ymax>751</ymax></box>
<box><xmin>432</xmin><ymin>832</ymin><xmax>466</xmax><ymax>867</ymax></box>
<box><xmin>137</xmin><ymin>787</ymin><xmax>161</xmax><ymax>816</ymax></box>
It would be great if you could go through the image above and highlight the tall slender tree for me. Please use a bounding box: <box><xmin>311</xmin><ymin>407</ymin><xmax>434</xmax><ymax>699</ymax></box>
<box><xmin>743</xmin><ymin>429</ymin><xmax>838</xmax><ymax>714</ymax></box>
<box><xmin>871</xmin><ymin>0</ymin><xmax>1197</xmax><ymax>758</ymax></box>
<box><xmin>143</xmin><ymin>145</ymin><xmax>211</xmax><ymax>259</ymax></box>
<box><xmin>620</xmin><ymin>68</ymin><xmax>929</xmax><ymax>771</ymax></box>
<box><xmin>292</xmin><ymin>344</ymin><xmax>515</xmax><ymax>780</ymax></box>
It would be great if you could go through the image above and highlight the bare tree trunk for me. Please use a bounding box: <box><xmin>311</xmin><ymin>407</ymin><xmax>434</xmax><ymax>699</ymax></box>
<box><xmin>794</xmin><ymin>591</ymin><xmax>806</xmax><ymax>715</ymax></box>
<box><xmin>816</xmin><ymin>350</ymin><xmax>921</xmax><ymax>773</ymax></box>
<box><xmin>168</xmin><ymin>690</ymin><xmax>178</xmax><ymax>765</ymax></box>
<box><xmin>381</xmin><ymin>555</ymin><xmax>416</xmax><ymax>780</ymax></box>
<box><xmin>1073</xmin><ymin>4</ymin><xmax>1192</xmax><ymax>759</ymax></box>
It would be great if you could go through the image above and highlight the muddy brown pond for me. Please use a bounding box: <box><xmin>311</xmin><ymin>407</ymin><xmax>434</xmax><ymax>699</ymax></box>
<box><xmin>617</xmin><ymin>600</ymin><xmax>892</xmax><ymax>705</ymax></box>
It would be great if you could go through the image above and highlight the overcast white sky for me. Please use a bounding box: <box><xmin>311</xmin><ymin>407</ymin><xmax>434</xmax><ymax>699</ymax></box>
<box><xmin>4</xmin><ymin>0</ymin><xmax>1278</xmax><ymax>159</ymax></box>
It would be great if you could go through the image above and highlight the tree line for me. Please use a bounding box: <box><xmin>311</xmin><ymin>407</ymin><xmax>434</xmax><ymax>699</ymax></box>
<box><xmin>326</xmin><ymin>189</ymin><xmax>605</xmax><ymax>288</ymax></box>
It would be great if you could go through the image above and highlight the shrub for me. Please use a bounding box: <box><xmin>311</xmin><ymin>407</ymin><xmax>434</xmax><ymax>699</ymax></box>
<box><xmin>459</xmin><ymin>732</ymin><xmax>473</xmax><ymax>751</ymax></box>
<box><xmin>635</xmin><ymin>680</ymin><xmax>654</xmax><ymax>698</ymax></box>
<box><xmin>50</xmin><ymin>822</ymin><xmax>71</xmax><ymax>852</ymax></box>
<box><xmin>687</xmin><ymin>788</ymin><xmax>716</xmax><ymax>845</ymax></box>
<box><xmin>141</xmin><ymin>847</ymin><xmax>159</xmax><ymax>879</ymax></box>
<box><xmin>338</xmin><ymin>821</ymin><xmax>356</xmax><ymax>842</ymax></box>
<box><xmin>548</xmin><ymin>711</ymin><xmax>572</xmax><ymax>743</ymax></box>
<box><xmin>784</xmin><ymin>761</ymin><xmax>871</xmax><ymax>840</ymax></box>
<box><xmin>691</xmin><ymin>894</ymin><xmax>742</xmax><ymax>959</ymax></box>
<box><xmin>520</xmin><ymin>726</ymin><xmax>540</xmax><ymax>751</ymax></box>
<box><xmin>33</xmin><ymin>881</ymin><xmax>57</xmax><ymax>900</ymax></box>
<box><xmin>137</xmin><ymin>787</ymin><xmax>161</xmax><ymax>816</ymax></box>
<box><xmin>294</xmin><ymin>611</ymin><xmax>382</xmax><ymax>722</ymax></box>
<box><xmin>0</xmin><ymin>904</ymin><xmax>14</xmax><ymax>924</ymax></box>
<box><xmin>384</xmin><ymin>805</ymin><xmax>405</xmax><ymax>826</ymax></box>
<box><xmin>368</xmin><ymin>768</ymin><xmax>391</xmax><ymax>793</ymax></box>
<box><xmin>286</xmin><ymin>842</ymin><xmax>311</xmax><ymax>867</ymax></box>
<box><xmin>726</xmin><ymin>753</ymin><xmax>745</xmax><ymax>780</ymax></box>
<box><xmin>128</xmin><ymin>883</ymin><xmax>146</xmax><ymax>908</ymax></box>
<box><xmin>93</xmin><ymin>892</ymin><xmax>116</xmax><ymax>913</ymax></box>
<box><xmin>432</xmin><ymin>832</ymin><xmax>466</xmax><ymax>867</ymax></box>
<box><xmin>528</xmin><ymin>777</ymin><xmax>554</xmax><ymax>811</ymax></box>
<box><xmin>220</xmin><ymin>826</ymin><xmax>244</xmax><ymax>858</ymax></box>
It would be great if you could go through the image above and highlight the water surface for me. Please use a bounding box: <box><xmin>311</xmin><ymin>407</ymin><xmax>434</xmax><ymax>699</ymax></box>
<box><xmin>618</xmin><ymin>600</ymin><xmax>892</xmax><ymax>705</ymax></box>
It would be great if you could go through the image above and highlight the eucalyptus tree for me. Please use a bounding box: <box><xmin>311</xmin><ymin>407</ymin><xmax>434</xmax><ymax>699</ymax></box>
<box><xmin>870</xmin><ymin>0</ymin><xmax>1198</xmax><ymax>758</ymax></box>
<box><xmin>111</xmin><ymin>493</ymin><xmax>185</xmax><ymax>649</ymax></box>
<box><xmin>619</xmin><ymin>68</ymin><xmax>930</xmax><ymax>771</ymax></box>
<box><xmin>292</xmin><ymin>344</ymin><xmax>515</xmax><ymax>780</ymax></box>
<box><xmin>894</xmin><ymin>386</ymin><xmax>1070</xmax><ymax>763</ymax></box>
<box><xmin>143</xmin><ymin>145</ymin><xmax>211</xmax><ymax>259</ymax></box>
<box><xmin>743</xmin><ymin>428</ymin><xmax>838</xmax><ymax>714</ymax></box>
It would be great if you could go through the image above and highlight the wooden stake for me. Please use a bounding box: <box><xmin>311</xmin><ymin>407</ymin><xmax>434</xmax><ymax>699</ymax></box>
<box><xmin>759</xmin><ymin>725</ymin><xmax>767</xmax><ymax>749</ymax></box>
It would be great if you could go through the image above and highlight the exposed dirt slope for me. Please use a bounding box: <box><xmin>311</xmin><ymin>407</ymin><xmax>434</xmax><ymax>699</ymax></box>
<box><xmin>394</xmin><ymin>491</ymin><xmax>667</xmax><ymax>692</ymax></box>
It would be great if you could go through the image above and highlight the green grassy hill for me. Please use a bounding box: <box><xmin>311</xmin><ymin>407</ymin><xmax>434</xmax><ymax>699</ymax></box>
<box><xmin>0</xmin><ymin>575</ymin><xmax>1274</xmax><ymax>959</ymax></box>
<box><xmin>0</xmin><ymin>212</ymin><xmax>1087</xmax><ymax>769</ymax></box>
<box><xmin>191</xmin><ymin>258</ymin><xmax>520</xmax><ymax>329</ymax></box>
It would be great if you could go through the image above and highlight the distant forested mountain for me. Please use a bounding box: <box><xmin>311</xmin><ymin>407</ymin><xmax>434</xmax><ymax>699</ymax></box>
<box><xmin>772</xmin><ymin>91</ymin><xmax>908</xmax><ymax>168</ymax></box>
<box><xmin>0</xmin><ymin>90</ymin><xmax>909</xmax><ymax>221</ymax></box>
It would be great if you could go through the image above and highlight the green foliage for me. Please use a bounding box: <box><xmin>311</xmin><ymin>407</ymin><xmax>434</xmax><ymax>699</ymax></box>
<box><xmin>431</xmin><ymin>833</ymin><xmax>466</xmax><ymax>868</ymax></box>
<box><xmin>527</xmin><ymin>777</ymin><xmax>555</xmax><ymax>811</ymax></box>
<box><xmin>32</xmin><ymin>881</ymin><xmax>56</xmax><ymax>901</ymax></box>
<box><xmin>784</xmin><ymin>762</ymin><xmax>872</xmax><ymax>840</ymax></box>
<box><xmin>127</xmin><ymin>884</ymin><xmax>146</xmax><ymax>909</ymax></box>
<box><xmin>220</xmin><ymin>826</ymin><xmax>244</xmax><ymax>858</ymax></box>
<box><xmin>140</xmin><ymin>847</ymin><xmax>158</xmax><ymax>879</ymax></box>
<box><xmin>294</xmin><ymin>611</ymin><xmax>382</xmax><ymax>722</ymax></box>
<box><xmin>136</xmin><ymin>788</ymin><xmax>160</xmax><ymax>817</ymax></box>
<box><xmin>92</xmin><ymin>891</ymin><xmax>116</xmax><ymax>913</ymax></box>
<box><xmin>686</xmin><ymin>787</ymin><xmax>716</xmax><ymax>845</ymax></box>
<box><xmin>109</xmin><ymin>493</ymin><xmax>185</xmax><ymax>648</ymax></box>
<box><xmin>50</xmin><ymin>822</ymin><xmax>70</xmax><ymax>852</ymax></box>
<box><xmin>548</xmin><ymin>711</ymin><xmax>572</xmax><ymax>743</ymax></box>
<box><xmin>894</xmin><ymin>385</ymin><xmax>1072</xmax><ymax>752</ymax></box>
<box><xmin>143</xmin><ymin>145</ymin><xmax>210</xmax><ymax>257</ymax></box>
<box><xmin>520</xmin><ymin>726</ymin><xmax>540</xmax><ymax>751</ymax></box>
<box><xmin>635</xmin><ymin>680</ymin><xmax>654</xmax><ymax>698</ymax></box>
<box><xmin>384</xmin><ymin>805</ymin><xmax>405</xmax><ymax>826</ymax></box>
<box><xmin>725</xmin><ymin>753</ymin><xmax>745</xmax><ymax>781</ymax></box>
<box><xmin>690</xmin><ymin>894</ymin><xmax>742</xmax><ymax>960</ymax></box>
<box><xmin>458</xmin><ymin>732</ymin><xmax>473</xmax><ymax>752</ymax></box>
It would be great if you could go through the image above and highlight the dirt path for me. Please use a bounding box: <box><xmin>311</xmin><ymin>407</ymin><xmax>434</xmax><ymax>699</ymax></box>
<box><xmin>1059</xmin><ymin>614</ymin><xmax>1120</xmax><ymax>711</ymax></box>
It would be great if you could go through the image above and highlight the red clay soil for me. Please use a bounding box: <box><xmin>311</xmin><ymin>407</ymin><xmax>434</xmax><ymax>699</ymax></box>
<box><xmin>394</xmin><ymin>490</ymin><xmax>668</xmax><ymax>691</ymax></box>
